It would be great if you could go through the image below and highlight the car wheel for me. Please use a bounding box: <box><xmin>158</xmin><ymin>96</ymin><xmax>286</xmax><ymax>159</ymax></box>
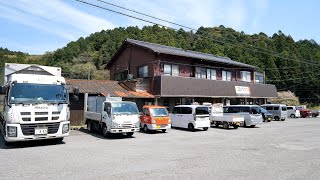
<box><xmin>143</xmin><ymin>125</ymin><xmax>149</xmax><ymax>133</ymax></box>
<box><xmin>203</xmin><ymin>127</ymin><xmax>208</xmax><ymax>131</ymax></box>
<box><xmin>188</xmin><ymin>123</ymin><xmax>195</xmax><ymax>132</ymax></box>
<box><xmin>274</xmin><ymin>116</ymin><xmax>280</xmax><ymax>121</ymax></box>
<box><xmin>290</xmin><ymin>114</ymin><xmax>296</xmax><ymax>118</ymax></box>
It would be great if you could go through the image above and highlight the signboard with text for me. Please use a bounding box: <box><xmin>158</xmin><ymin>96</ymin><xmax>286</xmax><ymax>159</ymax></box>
<box><xmin>235</xmin><ymin>86</ymin><xmax>251</xmax><ymax>97</ymax></box>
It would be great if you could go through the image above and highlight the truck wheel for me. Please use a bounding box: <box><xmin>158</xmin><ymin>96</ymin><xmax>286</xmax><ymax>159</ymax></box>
<box><xmin>126</xmin><ymin>132</ymin><xmax>134</xmax><ymax>137</ymax></box>
<box><xmin>290</xmin><ymin>114</ymin><xmax>295</xmax><ymax>118</ymax></box>
<box><xmin>222</xmin><ymin>122</ymin><xmax>229</xmax><ymax>129</ymax></box>
<box><xmin>87</xmin><ymin>120</ymin><xmax>93</xmax><ymax>133</ymax></box>
<box><xmin>281</xmin><ymin>119</ymin><xmax>285</xmax><ymax>121</ymax></box>
<box><xmin>188</xmin><ymin>123</ymin><xmax>195</xmax><ymax>132</ymax></box>
<box><xmin>102</xmin><ymin>124</ymin><xmax>109</xmax><ymax>137</ymax></box>
<box><xmin>203</xmin><ymin>127</ymin><xmax>208</xmax><ymax>131</ymax></box>
<box><xmin>233</xmin><ymin>124</ymin><xmax>239</xmax><ymax>129</ymax></box>
<box><xmin>274</xmin><ymin>116</ymin><xmax>280</xmax><ymax>121</ymax></box>
<box><xmin>162</xmin><ymin>129</ymin><xmax>166</xmax><ymax>133</ymax></box>
<box><xmin>143</xmin><ymin>125</ymin><xmax>149</xmax><ymax>133</ymax></box>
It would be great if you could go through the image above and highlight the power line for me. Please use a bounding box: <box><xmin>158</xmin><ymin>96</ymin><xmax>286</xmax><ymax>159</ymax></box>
<box><xmin>96</xmin><ymin>0</ymin><xmax>320</xmax><ymax>67</ymax></box>
<box><xmin>75</xmin><ymin>0</ymin><xmax>320</xmax><ymax>68</ymax></box>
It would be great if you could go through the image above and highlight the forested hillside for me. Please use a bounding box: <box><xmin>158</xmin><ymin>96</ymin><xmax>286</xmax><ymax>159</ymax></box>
<box><xmin>1</xmin><ymin>25</ymin><xmax>320</xmax><ymax>103</ymax></box>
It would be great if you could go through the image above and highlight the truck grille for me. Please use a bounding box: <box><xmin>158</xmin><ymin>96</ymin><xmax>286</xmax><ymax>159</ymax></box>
<box><xmin>21</xmin><ymin>112</ymin><xmax>31</xmax><ymax>116</ymax></box>
<box><xmin>22</xmin><ymin>118</ymin><xmax>31</xmax><ymax>121</ymax></box>
<box><xmin>52</xmin><ymin>111</ymin><xmax>61</xmax><ymax>115</ymax></box>
<box><xmin>20</xmin><ymin>123</ymin><xmax>60</xmax><ymax>136</ymax></box>
<box><xmin>35</xmin><ymin>117</ymin><xmax>48</xmax><ymax>121</ymax></box>
<box><xmin>51</xmin><ymin>117</ymin><xmax>59</xmax><ymax>120</ymax></box>
<box><xmin>121</xmin><ymin>124</ymin><xmax>133</xmax><ymax>128</ymax></box>
<box><xmin>35</xmin><ymin>112</ymin><xmax>48</xmax><ymax>115</ymax></box>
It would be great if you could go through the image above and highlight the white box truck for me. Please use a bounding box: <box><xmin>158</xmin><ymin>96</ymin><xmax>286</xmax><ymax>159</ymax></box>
<box><xmin>0</xmin><ymin>63</ymin><xmax>72</xmax><ymax>145</ymax></box>
<box><xmin>85</xmin><ymin>96</ymin><xmax>140</xmax><ymax>137</ymax></box>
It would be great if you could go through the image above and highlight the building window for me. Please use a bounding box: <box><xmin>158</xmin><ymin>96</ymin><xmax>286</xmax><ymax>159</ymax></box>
<box><xmin>138</xmin><ymin>65</ymin><xmax>148</xmax><ymax>78</ymax></box>
<box><xmin>241</xmin><ymin>71</ymin><xmax>251</xmax><ymax>82</ymax></box>
<box><xmin>206</xmin><ymin>69</ymin><xmax>217</xmax><ymax>80</ymax></box>
<box><xmin>195</xmin><ymin>67</ymin><xmax>207</xmax><ymax>79</ymax></box>
<box><xmin>222</xmin><ymin>70</ymin><xmax>232</xmax><ymax>81</ymax></box>
<box><xmin>255</xmin><ymin>72</ymin><xmax>264</xmax><ymax>83</ymax></box>
<box><xmin>164</xmin><ymin>64</ymin><xmax>179</xmax><ymax>76</ymax></box>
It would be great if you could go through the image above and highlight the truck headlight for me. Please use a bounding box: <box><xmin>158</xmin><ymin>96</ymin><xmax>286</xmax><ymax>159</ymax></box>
<box><xmin>62</xmin><ymin>124</ymin><xmax>69</xmax><ymax>134</ymax></box>
<box><xmin>7</xmin><ymin>126</ymin><xmax>17</xmax><ymax>137</ymax></box>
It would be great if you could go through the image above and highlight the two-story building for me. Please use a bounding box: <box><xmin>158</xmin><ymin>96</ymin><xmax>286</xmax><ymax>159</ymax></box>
<box><xmin>107</xmin><ymin>38</ymin><xmax>277</xmax><ymax>111</ymax></box>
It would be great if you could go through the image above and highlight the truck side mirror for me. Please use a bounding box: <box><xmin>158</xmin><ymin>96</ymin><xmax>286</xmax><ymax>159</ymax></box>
<box><xmin>0</xmin><ymin>86</ymin><xmax>6</xmax><ymax>95</ymax></box>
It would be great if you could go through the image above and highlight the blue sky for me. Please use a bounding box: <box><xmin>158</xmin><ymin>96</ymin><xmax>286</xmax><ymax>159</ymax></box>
<box><xmin>0</xmin><ymin>0</ymin><xmax>319</xmax><ymax>54</ymax></box>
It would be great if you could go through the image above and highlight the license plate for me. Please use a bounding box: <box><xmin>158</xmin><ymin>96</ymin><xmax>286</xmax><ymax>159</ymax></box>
<box><xmin>35</xmin><ymin>127</ymin><xmax>48</xmax><ymax>135</ymax></box>
<box><xmin>156</xmin><ymin>125</ymin><xmax>161</xmax><ymax>129</ymax></box>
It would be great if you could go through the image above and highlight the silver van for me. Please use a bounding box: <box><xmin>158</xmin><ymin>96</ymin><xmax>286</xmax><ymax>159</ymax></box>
<box><xmin>261</xmin><ymin>104</ymin><xmax>287</xmax><ymax>121</ymax></box>
<box><xmin>223</xmin><ymin>105</ymin><xmax>263</xmax><ymax>127</ymax></box>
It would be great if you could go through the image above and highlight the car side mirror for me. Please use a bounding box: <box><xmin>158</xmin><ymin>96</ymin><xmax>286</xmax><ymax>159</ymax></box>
<box><xmin>0</xmin><ymin>86</ymin><xmax>6</xmax><ymax>95</ymax></box>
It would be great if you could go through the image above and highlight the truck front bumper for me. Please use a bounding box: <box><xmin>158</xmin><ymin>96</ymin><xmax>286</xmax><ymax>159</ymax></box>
<box><xmin>4</xmin><ymin>121</ymin><xmax>70</xmax><ymax>142</ymax></box>
<box><xmin>110</xmin><ymin>127</ymin><xmax>139</xmax><ymax>133</ymax></box>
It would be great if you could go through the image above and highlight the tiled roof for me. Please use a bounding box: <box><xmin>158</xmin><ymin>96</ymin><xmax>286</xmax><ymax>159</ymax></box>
<box><xmin>67</xmin><ymin>79</ymin><xmax>154</xmax><ymax>98</ymax></box>
<box><xmin>108</xmin><ymin>38</ymin><xmax>256</xmax><ymax>69</ymax></box>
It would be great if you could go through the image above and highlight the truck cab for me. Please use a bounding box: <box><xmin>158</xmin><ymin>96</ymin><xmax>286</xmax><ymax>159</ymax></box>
<box><xmin>85</xmin><ymin>96</ymin><xmax>140</xmax><ymax>137</ymax></box>
<box><xmin>0</xmin><ymin>63</ymin><xmax>71</xmax><ymax>144</ymax></box>
<box><xmin>140</xmin><ymin>105</ymin><xmax>171</xmax><ymax>133</ymax></box>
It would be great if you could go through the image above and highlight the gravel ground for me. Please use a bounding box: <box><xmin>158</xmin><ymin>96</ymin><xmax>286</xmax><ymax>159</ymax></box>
<box><xmin>1</xmin><ymin>118</ymin><xmax>320</xmax><ymax>180</ymax></box>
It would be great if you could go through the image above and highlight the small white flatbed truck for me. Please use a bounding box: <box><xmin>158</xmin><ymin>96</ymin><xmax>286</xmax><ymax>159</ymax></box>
<box><xmin>85</xmin><ymin>96</ymin><xmax>140</xmax><ymax>137</ymax></box>
<box><xmin>209</xmin><ymin>103</ymin><xmax>244</xmax><ymax>129</ymax></box>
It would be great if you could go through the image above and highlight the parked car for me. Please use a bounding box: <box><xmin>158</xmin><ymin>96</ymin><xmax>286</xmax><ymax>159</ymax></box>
<box><xmin>223</xmin><ymin>105</ymin><xmax>263</xmax><ymax>127</ymax></box>
<box><xmin>170</xmin><ymin>105</ymin><xmax>210</xmax><ymax>132</ymax></box>
<box><xmin>261</xmin><ymin>104</ymin><xmax>287</xmax><ymax>121</ymax></box>
<box><xmin>140</xmin><ymin>105</ymin><xmax>171</xmax><ymax>133</ymax></box>
<box><xmin>311</xmin><ymin>110</ymin><xmax>320</xmax><ymax>117</ymax></box>
<box><xmin>296</xmin><ymin>106</ymin><xmax>312</xmax><ymax>118</ymax></box>
<box><xmin>287</xmin><ymin>106</ymin><xmax>301</xmax><ymax>118</ymax></box>
<box><xmin>259</xmin><ymin>107</ymin><xmax>273</xmax><ymax>122</ymax></box>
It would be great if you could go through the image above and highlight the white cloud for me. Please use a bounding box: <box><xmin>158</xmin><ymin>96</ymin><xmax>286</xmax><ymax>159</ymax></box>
<box><xmin>0</xmin><ymin>0</ymin><xmax>116</xmax><ymax>40</ymax></box>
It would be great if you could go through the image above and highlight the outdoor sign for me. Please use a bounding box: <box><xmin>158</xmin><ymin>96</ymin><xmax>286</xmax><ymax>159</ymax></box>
<box><xmin>235</xmin><ymin>86</ymin><xmax>251</xmax><ymax>97</ymax></box>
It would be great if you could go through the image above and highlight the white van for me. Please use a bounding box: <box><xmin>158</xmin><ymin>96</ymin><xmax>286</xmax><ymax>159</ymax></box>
<box><xmin>170</xmin><ymin>105</ymin><xmax>210</xmax><ymax>132</ymax></box>
<box><xmin>223</xmin><ymin>105</ymin><xmax>263</xmax><ymax>127</ymax></box>
<box><xmin>287</xmin><ymin>106</ymin><xmax>300</xmax><ymax>118</ymax></box>
<box><xmin>261</xmin><ymin>104</ymin><xmax>287</xmax><ymax>121</ymax></box>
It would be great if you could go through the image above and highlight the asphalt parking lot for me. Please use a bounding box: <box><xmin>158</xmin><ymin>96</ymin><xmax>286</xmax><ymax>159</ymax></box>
<box><xmin>1</xmin><ymin>118</ymin><xmax>320</xmax><ymax>180</ymax></box>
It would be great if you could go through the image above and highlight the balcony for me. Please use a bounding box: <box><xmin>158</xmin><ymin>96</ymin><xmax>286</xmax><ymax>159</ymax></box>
<box><xmin>152</xmin><ymin>76</ymin><xmax>278</xmax><ymax>98</ymax></box>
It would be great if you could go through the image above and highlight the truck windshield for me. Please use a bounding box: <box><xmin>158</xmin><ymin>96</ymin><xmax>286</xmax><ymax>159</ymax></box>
<box><xmin>112</xmin><ymin>102</ymin><xmax>139</xmax><ymax>115</ymax></box>
<box><xmin>149</xmin><ymin>108</ymin><xmax>168</xmax><ymax>117</ymax></box>
<box><xmin>9</xmin><ymin>83</ymin><xmax>68</xmax><ymax>104</ymax></box>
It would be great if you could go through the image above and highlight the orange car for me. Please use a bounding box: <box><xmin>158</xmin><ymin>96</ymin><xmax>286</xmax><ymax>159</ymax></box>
<box><xmin>140</xmin><ymin>105</ymin><xmax>171</xmax><ymax>133</ymax></box>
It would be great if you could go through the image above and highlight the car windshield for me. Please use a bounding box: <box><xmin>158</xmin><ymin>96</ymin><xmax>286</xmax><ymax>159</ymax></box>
<box><xmin>112</xmin><ymin>102</ymin><xmax>139</xmax><ymax>115</ymax></box>
<box><xmin>9</xmin><ymin>83</ymin><xmax>68</xmax><ymax>104</ymax></box>
<box><xmin>149</xmin><ymin>108</ymin><xmax>168</xmax><ymax>117</ymax></box>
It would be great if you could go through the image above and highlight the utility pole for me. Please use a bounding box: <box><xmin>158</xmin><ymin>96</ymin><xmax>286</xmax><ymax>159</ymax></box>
<box><xmin>88</xmin><ymin>66</ymin><xmax>91</xmax><ymax>80</ymax></box>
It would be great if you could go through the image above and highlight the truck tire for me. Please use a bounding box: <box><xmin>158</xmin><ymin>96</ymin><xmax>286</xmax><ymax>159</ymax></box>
<box><xmin>222</xmin><ymin>122</ymin><xmax>229</xmax><ymax>129</ymax></box>
<box><xmin>188</xmin><ymin>123</ymin><xmax>195</xmax><ymax>132</ymax></box>
<box><xmin>290</xmin><ymin>114</ymin><xmax>295</xmax><ymax>118</ymax></box>
<box><xmin>87</xmin><ymin>120</ymin><xmax>93</xmax><ymax>133</ymax></box>
<box><xmin>102</xmin><ymin>124</ymin><xmax>110</xmax><ymax>138</ymax></box>
<box><xmin>281</xmin><ymin>118</ymin><xmax>286</xmax><ymax>121</ymax></box>
<box><xmin>233</xmin><ymin>124</ymin><xmax>239</xmax><ymax>129</ymax></box>
<box><xmin>126</xmin><ymin>132</ymin><xmax>134</xmax><ymax>137</ymax></box>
